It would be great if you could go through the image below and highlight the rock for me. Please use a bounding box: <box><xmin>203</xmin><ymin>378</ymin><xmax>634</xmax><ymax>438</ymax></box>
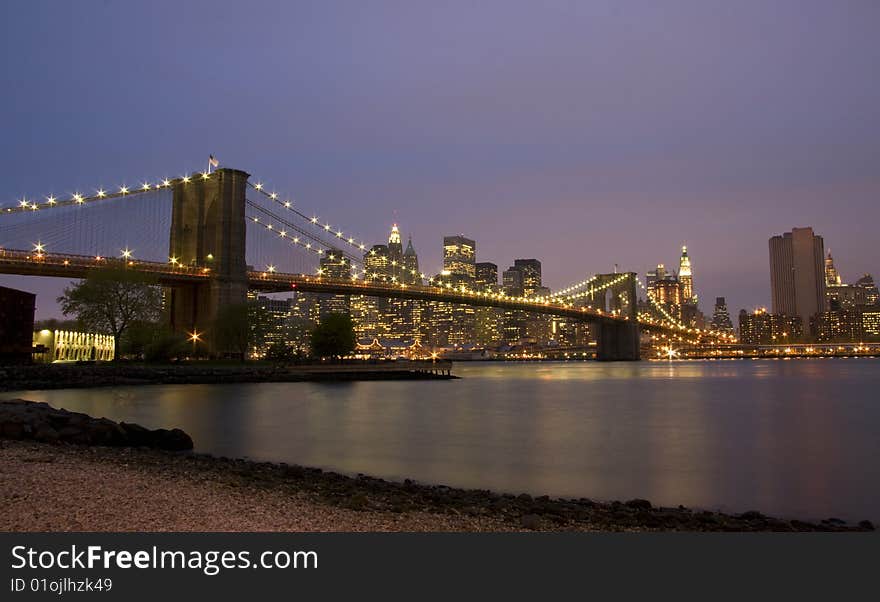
<box><xmin>739</xmin><ymin>511</ymin><xmax>765</xmax><ymax>520</ymax></box>
<box><xmin>148</xmin><ymin>428</ymin><xmax>194</xmax><ymax>451</ymax></box>
<box><xmin>33</xmin><ymin>424</ymin><xmax>59</xmax><ymax>442</ymax></box>
<box><xmin>118</xmin><ymin>422</ymin><xmax>151</xmax><ymax>443</ymax></box>
<box><xmin>0</xmin><ymin>399</ymin><xmax>193</xmax><ymax>450</ymax></box>
<box><xmin>625</xmin><ymin>498</ymin><xmax>652</xmax><ymax>510</ymax></box>
<box><xmin>520</xmin><ymin>514</ymin><xmax>542</xmax><ymax>530</ymax></box>
<box><xmin>822</xmin><ymin>518</ymin><xmax>846</xmax><ymax>525</ymax></box>
<box><xmin>858</xmin><ymin>520</ymin><xmax>874</xmax><ymax>531</ymax></box>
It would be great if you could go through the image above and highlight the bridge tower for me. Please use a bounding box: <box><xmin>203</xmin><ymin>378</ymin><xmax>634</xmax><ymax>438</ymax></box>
<box><xmin>580</xmin><ymin>272</ymin><xmax>640</xmax><ymax>361</ymax></box>
<box><xmin>167</xmin><ymin>168</ymin><xmax>250</xmax><ymax>355</ymax></box>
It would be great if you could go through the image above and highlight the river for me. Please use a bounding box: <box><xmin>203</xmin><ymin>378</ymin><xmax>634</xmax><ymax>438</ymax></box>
<box><xmin>8</xmin><ymin>359</ymin><xmax>880</xmax><ymax>522</ymax></box>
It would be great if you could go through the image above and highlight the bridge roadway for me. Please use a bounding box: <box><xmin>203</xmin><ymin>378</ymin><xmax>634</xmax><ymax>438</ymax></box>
<box><xmin>249</xmin><ymin>271</ymin><xmax>632</xmax><ymax>326</ymax></box>
<box><xmin>1</xmin><ymin>248</ymin><xmax>714</xmax><ymax>343</ymax></box>
<box><xmin>1</xmin><ymin>248</ymin><xmax>640</xmax><ymax>327</ymax></box>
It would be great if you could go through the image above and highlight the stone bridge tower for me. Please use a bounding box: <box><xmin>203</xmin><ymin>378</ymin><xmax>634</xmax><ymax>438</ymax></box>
<box><xmin>578</xmin><ymin>272</ymin><xmax>640</xmax><ymax>361</ymax></box>
<box><xmin>167</xmin><ymin>168</ymin><xmax>249</xmax><ymax>355</ymax></box>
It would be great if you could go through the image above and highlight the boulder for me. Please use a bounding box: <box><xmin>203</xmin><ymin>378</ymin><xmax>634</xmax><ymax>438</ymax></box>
<box><xmin>0</xmin><ymin>399</ymin><xmax>193</xmax><ymax>450</ymax></box>
<box><xmin>625</xmin><ymin>498</ymin><xmax>653</xmax><ymax>510</ymax></box>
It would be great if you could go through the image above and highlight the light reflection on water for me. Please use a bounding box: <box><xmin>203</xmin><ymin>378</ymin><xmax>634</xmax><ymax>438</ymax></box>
<box><xmin>7</xmin><ymin>359</ymin><xmax>880</xmax><ymax>522</ymax></box>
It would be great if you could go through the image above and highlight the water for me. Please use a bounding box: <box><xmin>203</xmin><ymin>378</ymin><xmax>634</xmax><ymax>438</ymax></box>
<box><xmin>7</xmin><ymin>359</ymin><xmax>880</xmax><ymax>522</ymax></box>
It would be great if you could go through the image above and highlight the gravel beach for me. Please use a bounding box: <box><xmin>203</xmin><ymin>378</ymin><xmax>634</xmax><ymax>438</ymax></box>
<box><xmin>1</xmin><ymin>439</ymin><xmax>874</xmax><ymax>532</ymax></box>
<box><xmin>0</xmin><ymin>440</ymin><xmax>512</xmax><ymax>532</ymax></box>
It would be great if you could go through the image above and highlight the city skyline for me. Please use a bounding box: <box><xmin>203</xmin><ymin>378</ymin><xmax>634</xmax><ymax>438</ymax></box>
<box><xmin>2</xmin><ymin>1</ymin><xmax>879</xmax><ymax>318</ymax></box>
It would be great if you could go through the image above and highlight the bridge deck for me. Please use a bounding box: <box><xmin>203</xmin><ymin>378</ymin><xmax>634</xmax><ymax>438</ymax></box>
<box><xmin>0</xmin><ymin>249</ymin><xmax>706</xmax><ymax>336</ymax></box>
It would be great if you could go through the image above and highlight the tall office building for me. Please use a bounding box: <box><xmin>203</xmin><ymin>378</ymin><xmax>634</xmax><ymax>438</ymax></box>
<box><xmin>317</xmin><ymin>248</ymin><xmax>351</xmax><ymax>316</ymax></box>
<box><xmin>502</xmin><ymin>267</ymin><xmax>524</xmax><ymax>296</ymax></box>
<box><xmin>365</xmin><ymin>244</ymin><xmax>390</xmax><ymax>280</ymax></box>
<box><xmin>501</xmin><ymin>265</ymin><xmax>527</xmax><ymax>343</ymax></box>
<box><xmin>710</xmin><ymin>297</ymin><xmax>734</xmax><ymax>335</ymax></box>
<box><xmin>402</xmin><ymin>236</ymin><xmax>420</xmax><ymax>285</ymax></box>
<box><xmin>387</xmin><ymin>224</ymin><xmax>404</xmax><ymax>282</ymax></box>
<box><xmin>855</xmin><ymin>274</ymin><xmax>879</xmax><ymax>306</ymax></box>
<box><xmin>473</xmin><ymin>262</ymin><xmax>500</xmax><ymax>347</ymax></box>
<box><xmin>825</xmin><ymin>250</ymin><xmax>842</xmax><ymax>287</ymax></box>
<box><xmin>679</xmin><ymin>246</ymin><xmax>694</xmax><ymax>303</ymax></box>
<box><xmin>769</xmin><ymin>227</ymin><xmax>826</xmax><ymax>326</ymax></box>
<box><xmin>738</xmin><ymin>308</ymin><xmax>804</xmax><ymax>345</ymax></box>
<box><xmin>475</xmin><ymin>262</ymin><xmax>498</xmax><ymax>290</ymax></box>
<box><xmin>443</xmin><ymin>235</ymin><xmax>476</xmax><ymax>283</ymax></box>
<box><xmin>513</xmin><ymin>259</ymin><xmax>542</xmax><ymax>297</ymax></box>
<box><xmin>361</xmin><ymin>225</ymin><xmax>422</xmax><ymax>341</ymax></box>
<box><xmin>646</xmin><ymin>264</ymin><xmax>667</xmax><ymax>295</ymax></box>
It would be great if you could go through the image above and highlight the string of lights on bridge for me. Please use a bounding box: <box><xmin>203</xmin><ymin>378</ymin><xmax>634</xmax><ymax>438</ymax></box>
<box><xmin>1</xmin><ymin>170</ymin><xmax>223</xmax><ymax>214</ymax></box>
<box><xmin>2</xmin><ymin>165</ymin><xmax>735</xmax><ymax>344</ymax></box>
<box><xmin>246</xmin><ymin>200</ymin><xmax>365</xmax><ymax>266</ymax></box>
<box><xmin>551</xmin><ymin>275</ymin><xmax>600</xmax><ymax>298</ymax></box>
<box><xmin>550</xmin><ymin>271</ymin><xmax>735</xmax><ymax>342</ymax></box>
<box><xmin>248</xmin><ymin>180</ymin><xmax>372</xmax><ymax>257</ymax></box>
<box><xmin>552</xmin><ymin>273</ymin><xmax>631</xmax><ymax>302</ymax></box>
<box><xmin>247</xmin><ymin>213</ymin><xmax>370</xmax><ymax>277</ymax></box>
<box><xmin>15</xmin><ymin>237</ymin><xmax>731</xmax><ymax>343</ymax></box>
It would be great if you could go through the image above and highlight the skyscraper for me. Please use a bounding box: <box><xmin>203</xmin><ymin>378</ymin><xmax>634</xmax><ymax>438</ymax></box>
<box><xmin>825</xmin><ymin>250</ymin><xmax>842</xmax><ymax>286</ymax></box>
<box><xmin>710</xmin><ymin>297</ymin><xmax>734</xmax><ymax>334</ymax></box>
<box><xmin>769</xmin><ymin>227</ymin><xmax>826</xmax><ymax>326</ymax></box>
<box><xmin>402</xmin><ymin>236</ymin><xmax>420</xmax><ymax>285</ymax></box>
<box><xmin>855</xmin><ymin>274</ymin><xmax>879</xmax><ymax>306</ymax></box>
<box><xmin>318</xmin><ymin>248</ymin><xmax>351</xmax><ymax>316</ymax></box>
<box><xmin>362</xmin><ymin>225</ymin><xmax>423</xmax><ymax>341</ymax></box>
<box><xmin>443</xmin><ymin>235</ymin><xmax>476</xmax><ymax>282</ymax></box>
<box><xmin>473</xmin><ymin>262</ymin><xmax>501</xmax><ymax>346</ymax></box>
<box><xmin>364</xmin><ymin>244</ymin><xmax>390</xmax><ymax>280</ymax></box>
<box><xmin>513</xmin><ymin>259</ymin><xmax>542</xmax><ymax>297</ymax></box>
<box><xmin>502</xmin><ymin>267</ymin><xmax>524</xmax><ymax>296</ymax></box>
<box><xmin>679</xmin><ymin>245</ymin><xmax>694</xmax><ymax>303</ymax></box>
<box><xmin>646</xmin><ymin>263</ymin><xmax>667</xmax><ymax>294</ymax></box>
<box><xmin>475</xmin><ymin>262</ymin><xmax>498</xmax><ymax>290</ymax></box>
<box><xmin>738</xmin><ymin>308</ymin><xmax>804</xmax><ymax>345</ymax></box>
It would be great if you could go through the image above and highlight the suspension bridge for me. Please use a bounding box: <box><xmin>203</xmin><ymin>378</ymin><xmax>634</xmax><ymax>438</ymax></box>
<box><xmin>0</xmin><ymin>165</ymin><xmax>729</xmax><ymax>360</ymax></box>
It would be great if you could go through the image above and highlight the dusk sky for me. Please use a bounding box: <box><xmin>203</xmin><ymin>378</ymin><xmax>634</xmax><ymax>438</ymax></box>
<box><xmin>2</xmin><ymin>0</ymin><xmax>879</xmax><ymax>319</ymax></box>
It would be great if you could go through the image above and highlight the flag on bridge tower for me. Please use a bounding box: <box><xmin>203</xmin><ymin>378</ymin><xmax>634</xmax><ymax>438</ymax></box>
<box><xmin>208</xmin><ymin>154</ymin><xmax>219</xmax><ymax>172</ymax></box>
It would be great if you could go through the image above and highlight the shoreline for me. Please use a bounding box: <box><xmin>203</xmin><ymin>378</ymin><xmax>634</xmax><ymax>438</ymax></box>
<box><xmin>1</xmin><ymin>439</ymin><xmax>873</xmax><ymax>532</ymax></box>
<box><xmin>0</xmin><ymin>361</ymin><xmax>455</xmax><ymax>393</ymax></box>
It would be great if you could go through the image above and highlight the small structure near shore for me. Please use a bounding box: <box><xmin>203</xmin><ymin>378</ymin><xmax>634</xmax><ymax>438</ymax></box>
<box><xmin>32</xmin><ymin>329</ymin><xmax>115</xmax><ymax>363</ymax></box>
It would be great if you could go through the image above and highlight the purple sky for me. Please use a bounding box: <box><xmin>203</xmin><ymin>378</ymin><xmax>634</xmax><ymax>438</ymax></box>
<box><xmin>2</xmin><ymin>0</ymin><xmax>879</xmax><ymax>319</ymax></box>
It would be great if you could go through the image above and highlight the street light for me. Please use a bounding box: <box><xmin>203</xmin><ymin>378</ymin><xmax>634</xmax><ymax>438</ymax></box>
<box><xmin>189</xmin><ymin>330</ymin><xmax>201</xmax><ymax>358</ymax></box>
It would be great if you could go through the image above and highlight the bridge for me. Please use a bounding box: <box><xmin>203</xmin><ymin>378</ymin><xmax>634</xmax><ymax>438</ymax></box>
<box><xmin>1</xmin><ymin>165</ymin><xmax>727</xmax><ymax>360</ymax></box>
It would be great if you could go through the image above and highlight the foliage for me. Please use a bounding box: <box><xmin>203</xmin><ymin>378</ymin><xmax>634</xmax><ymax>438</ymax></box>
<box><xmin>212</xmin><ymin>301</ymin><xmax>269</xmax><ymax>360</ymax></box>
<box><xmin>143</xmin><ymin>330</ymin><xmax>188</xmax><ymax>363</ymax></box>
<box><xmin>33</xmin><ymin>318</ymin><xmax>80</xmax><ymax>332</ymax></box>
<box><xmin>121</xmin><ymin>320</ymin><xmax>162</xmax><ymax>359</ymax></box>
<box><xmin>57</xmin><ymin>268</ymin><xmax>162</xmax><ymax>358</ymax></box>
<box><xmin>265</xmin><ymin>341</ymin><xmax>296</xmax><ymax>363</ymax></box>
<box><xmin>310</xmin><ymin>313</ymin><xmax>357</xmax><ymax>360</ymax></box>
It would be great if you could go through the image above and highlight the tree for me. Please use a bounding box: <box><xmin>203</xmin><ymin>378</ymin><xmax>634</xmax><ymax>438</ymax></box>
<box><xmin>265</xmin><ymin>341</ymin><xmax>296</xmax><ymax>363</ymax></box>
<box><xmin>212</xmin><ymin>301</ymin><xmax>269</xmax><ymax>360</ymax></box>
<box><xmin>57</xmin><ymin>268</ymin><xmax>162</xmax><ymax>358</ymax></box>
<box><xmin>34</xmin><ymin>318</ymin><xmax>80</xmax><ymax>332</ymax></box>
<box><xmin>310</xmin><ymin>313</ymin><xmax>357</xmax><ymax>361</ymax></box>
<box><xmin>143</xmin><ymin>329</ymin><xmax>188</xmax><ymax>363</ymax></box>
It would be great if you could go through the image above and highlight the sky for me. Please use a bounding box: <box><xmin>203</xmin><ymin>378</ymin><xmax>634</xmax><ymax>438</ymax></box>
<box><xmin>1</xmin><ymin>0</ymin><xmax>879</xmax><ymax>319</ymax></box>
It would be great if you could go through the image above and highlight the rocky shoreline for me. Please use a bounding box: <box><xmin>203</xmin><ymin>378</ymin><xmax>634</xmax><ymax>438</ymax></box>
<box><xmin>0</xmin><ymin>402</ymin><xmax>874</xmax><ymax>532</ymax></box>
<box><xmin>0</xmin><ymin>361</ymin><xmax>454</xmax><ymax>392</ymax></box>
<box><xmin>0</xmin><ymin>399</ymin><xmax>193</xmax><ymax>450</ymax></box>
